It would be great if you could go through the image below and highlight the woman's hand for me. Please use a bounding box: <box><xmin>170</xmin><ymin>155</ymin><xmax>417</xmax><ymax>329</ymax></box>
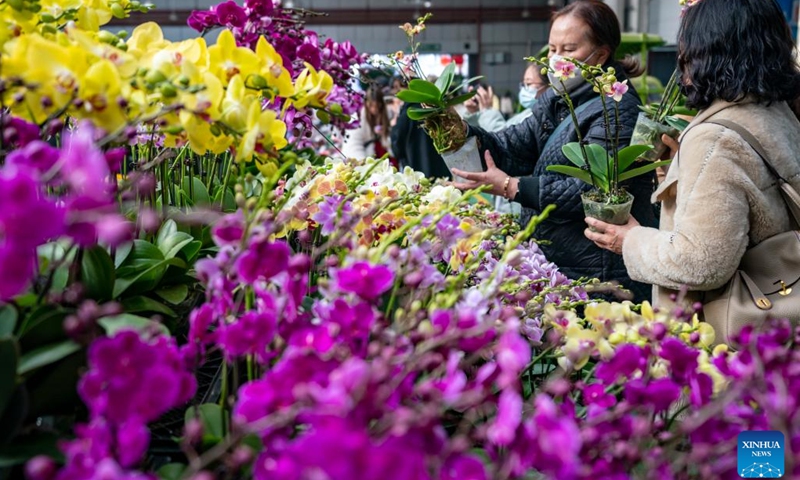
<box><xmin>661</xmin><ymin>133</ymin><xmax>679</xmax><ymax>160</ymax></box>
<box><xmin>476</xmin><ymin>86</ymin><xmax>494</xmax><ymax>111</ymax></box>
<box><xmin>584</xmin><ymin>216</ymin><xmax>640</xmax><ymax>255</ymax></box>
<box><xmin>451</xmin><ymin>150</ymin><xmax>515</xmax><ymax>197</ymax></box>
<box><xmin>657</xmin><ymin>133</ymin><xmax>679</xmax><ymax>183</ymax></box>
<box><xmin>464</xmin><ymin>86</ymin><xmax>480</xmax><ymax>114</ymax></box>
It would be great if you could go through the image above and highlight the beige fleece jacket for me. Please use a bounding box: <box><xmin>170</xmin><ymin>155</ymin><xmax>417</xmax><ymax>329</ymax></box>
<box><xmin>622</xmin><ymin>97</ymin><xmax>800</xmax><ymax>307</ymax></box>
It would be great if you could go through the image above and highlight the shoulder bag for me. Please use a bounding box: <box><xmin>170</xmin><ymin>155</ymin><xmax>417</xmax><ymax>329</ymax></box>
<box><xmin>700</xmin><ymin>119</ymin><xmax>800</xmax><ymax>344</ymax></box>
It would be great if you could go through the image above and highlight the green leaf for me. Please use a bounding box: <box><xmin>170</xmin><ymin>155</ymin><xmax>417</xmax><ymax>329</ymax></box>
<box><xmin>17</xmin><ymin>340</ymin><xmax>81</xmax><ymax>376</ymax></box>
<box><xmin>665</xmin><ymin>116</ymin><xmax>690</xmax><ymax>132</ymax></box>
<box><xmin>457</xmin><ymin>75</ymin><xmax>484</xmax><ymax>89</ymax></box>
<box><xmin>114</xmin><ymin>242</ymin><xmax>134</xmax><ymax>268</ymax></box>
<box><xmin>120</xmin><ymin>296</ymin><xmax>177</xmax><ymax>317</ymax></box>
<box><xmin>0</xmin><ymin>338</ymin><xmax>18</xmax><ymax>416</ymax></box>
<box><xmin>546</xmin><ymin>165</ymin><xmax>594</xmax><ymax>185</ymax></box>
<box><xmin>180</xmin><ymin>240</ymin><xmax>203</xmax><ymax>263</ymax></box>
<box><xmin>155</xmin><ymin>285</ymin><xmax>189</xmax><ymax>305</ymax></box>
<box><xmin>158</xmin><ymin>463</ymin><xmax>187</xmax><ymax>480</ymax></box>
<box><xmin>98</xmin><ymin>313</ymin><xmax>170</xmax><ymax>337</ymax></box>
<box><xmin>241</xmin><ymin>433</ymin><xmax>264</xmax><ymax>452</ymax></box>
<box><xmin>180</xmin><ymin>177</ymin><xmax>212</xmax><ymax>206</ymax></box>
<box><xmin>81</xmin><ymin>246</ymin><xmax>116</xmax><ymax>302</ymax></box>
<box><xmin>17</xmin><ymin>305</ymin><xmax>68</xmax><ymax>347</ymax></box>
<box><xmin>396</xmin><ymin>89</ymin><xmax>442</xmax><ymax>106</ymax></box>
<box><xmin>222</xmin><ymin>188</ymin><xmax>236</xmax><ymax>212</ymax></box>
<box><xmin>37</xmin><ymin>242</ymin><xmax>73</xmax><ymax>293</ymax></box>
<box><xmin>638</xmin><ymin>105</ymin><xmax>658</xmax><ymax>116</ymax></box>
<box><xmin>0</xmin><ymin>306</ymin><xmax>18</xmax><ymax>337</ymax></box>
<box><xmin>561</xmin><ymin>143</ymin><xmax>586</xmax><ymax>167</ymax></box>
<box><xmin>617</xmin><ymin>144</ymin><xmax>655</xmax><ymax>173</ymax></box>
<box><xmin>0</xmin><ymin>385</ymin><xmax>27</xmax><ymax>444</ymax></box>
<box><xmin>585</xmin><ymin>144</ymin><xmax>611</xmax><ymax>184</ymax></box>
<box><xmin>618</xmin><ymin>160</ymin><xmax>672</xmax><ymax>182</ymax></box>
<box><xmin>156</xmin><ymin>219</ymin><xmax>178</xmax><ymax>246</ymax></box>
<box><xmin>408</xmin><ymin>78</ymin><xmax>442</xmax><ymax>99</ymax></box>
<box><xmin>157</xmin><ymin>227</ymin><xmax>194</xmax><ymax>260</ymax></box>
<box><xmin>113</xmin><ymin>257</ymin><xmax>185</xmax><ymax>298</ymax></box>
<box><xmin>0</xmin><ymin>432</ymin><xmax>61</xmax><ymax>468</ymax></box>
<box><xmin>123</xmin><ymin>239</ymin><xmax>166</xmax><ymax>264</ymax></box>
<box><xmin>407</xmin><ymin>106</ymin><xmax>439</xmax><ymax>120</ymax></box>
<box><xmin>444</xmin><ymin>91</ymin><xmax>477</xmax><ymax>107</ymax></box>
<box><xmin>185</xmin><ymin>403</ymin><xmax>225</xmax><ymax>444</ymax></box>
<box><xmin>434</xmin><ymin>63</ymin><xmax>455</xmax><ymax>94</ymax></box>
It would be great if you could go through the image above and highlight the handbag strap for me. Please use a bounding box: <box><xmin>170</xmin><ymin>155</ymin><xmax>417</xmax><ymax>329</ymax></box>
<box><xmin>706</xmin><ymin>119</ymin><xmax>789</xmax><ymax>182</ymax></box>
<box><xmin>705</xmin><ymin>118</ymin><xmax>800</xmax><ymax>227</ymax></box>
<box><xmin>542</xmin><ymin>96</ymin><xmax>601</xmax><ymax>154</ymax></box>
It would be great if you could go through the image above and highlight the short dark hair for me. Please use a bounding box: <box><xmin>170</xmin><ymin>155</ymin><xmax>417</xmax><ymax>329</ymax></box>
<box><xmin>552</xmin><ymin>0</ymin><xmax>643</xmax><ymax>77</ymax></box>
<box><xmin>678</xmin><ymin>0</ymin><xmax>800</xmax><ymax>110</ymax></box>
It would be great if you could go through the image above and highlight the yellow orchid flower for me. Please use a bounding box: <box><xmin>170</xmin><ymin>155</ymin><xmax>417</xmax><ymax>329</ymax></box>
<box><xmin>288</xmin><ymin>63</ymin><xmax>334</xmax><ymax>110</ymax></box>
<box><xmin>235</xmin><ymin>101</ymin><xmax>287</xmax><ymax>162</ymax></box>
<box><xmin>559</xmin><ymin>325</ymin><xmax>601</xmax><ymax>371</ymax></box>
<box><xmin>221</xmin><ymin>74</ymin><xmax>255</xmax><ymax>133</ymax></box>
<box><xmin>126</xmin><ymin>22</ymin><xmax>169</xmax><ymax>60</ymax></box>
<box><xmin>74</xmin><ymin>0</ymin><xmax>114</xmax><ymax>31</ymax></box>
<box><xmin>67</xmin><ymin>27</ymin><xmax>137</xmax><ymax>78</ymax></box>
<box><xmin>208</xmin><ymin>29</ymin><xmax>261</xmax><ymax>85</ymax></box>
<box><xmin>697</xmin><ymin>350</ymin><xmax>729</xmax><ymax>394</ymax></box>
<box><xmin>544</xmin><ymin>304</ymin><xmax>581</xmax><ymax>332</ymax></box>
<box><xmin>77</xmin><ymin>58</ymin><xmax>127</xmax><ymax>130</ymax></box>
<box><xmin>254</xmin><ymin>36</ymin><xmax>293</xmax><ymax>98</ymax></box>
<box><xmin>585</xmin><ymin>302</ymin><xmax>635</xmax><ymax>323</ymax></box>
<box><xmin>3</xmin><ymin>33</ymin><xmax>91</xmax><ymax>123</ymax></box>
<box><xmin>179</xmin><ymin>111</ymin><xmax>233</xmax><ymax>156</ymax></box>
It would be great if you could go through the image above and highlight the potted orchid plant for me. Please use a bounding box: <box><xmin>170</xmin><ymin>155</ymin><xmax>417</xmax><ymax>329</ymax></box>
<box><xmin>531</xmin><ymin>56</ymin><xmax>671</xmax><ymax>226</ymax></box>
<box><xmin>391</xmin><ymin>14</ymin><xmax>483</xmax><ymax>179</ymax></box>
<box><xmin>630</xmin><ymin>69</ymin><xmax>688</xmax><ymax>161</ymax></box>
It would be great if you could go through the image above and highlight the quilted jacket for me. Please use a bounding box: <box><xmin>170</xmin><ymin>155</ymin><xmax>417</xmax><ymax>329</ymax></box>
<box><xmin>467</xmin><ymin>64</ymin><xmax>658</xmax><ymax>301</ymax></box>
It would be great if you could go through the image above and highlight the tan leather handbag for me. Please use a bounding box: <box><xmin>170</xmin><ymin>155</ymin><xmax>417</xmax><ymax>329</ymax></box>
<box><xmin>701</xmin><ymin>119</ymin><xmax>800</xmax><ymax>344</ymax></box>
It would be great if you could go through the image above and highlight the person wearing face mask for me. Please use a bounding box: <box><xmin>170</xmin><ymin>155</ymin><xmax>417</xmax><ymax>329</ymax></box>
<box><xmin>463</xmin><ymin>65</ymin><xmax>549</xmax><ymax>133</ymax></box>
<box><xmin>450</xmin><ymin>0</ymin><xmax>658</xmax><ymax>303</ymax></box>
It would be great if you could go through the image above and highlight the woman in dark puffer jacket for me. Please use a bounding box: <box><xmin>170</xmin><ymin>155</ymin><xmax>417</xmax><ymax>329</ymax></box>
<box><xmin>452</xmin><ymin>0</ymin><xmax>657</xmax><ymax>302</ymax></box>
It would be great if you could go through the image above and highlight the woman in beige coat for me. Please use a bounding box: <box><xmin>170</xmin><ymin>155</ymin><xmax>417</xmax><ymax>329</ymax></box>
<box><xmin>584</xmin><ymin>0</ymin><xmax>800</xmax><ymax>315</ymax></box>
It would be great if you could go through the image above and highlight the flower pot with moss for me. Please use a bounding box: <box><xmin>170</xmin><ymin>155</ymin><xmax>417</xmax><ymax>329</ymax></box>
<box><xmin>396</xmin><ymin>63</ymin><xmax>483</xmax><ymax>181</ymax></box>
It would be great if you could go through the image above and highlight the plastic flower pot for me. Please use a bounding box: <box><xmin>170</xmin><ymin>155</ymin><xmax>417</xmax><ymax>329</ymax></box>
<box><xmin>441</xmin><ymin>136</ymin><xmax>483</xmax><ymax>183</ymax></box>
<box><xmin>582</xmin><ymin>189</ymin><xmax>634</xmax><ymax>230</ymax></box>
<box><xmin>630</xmin><ymin>112</ymin><xmax>679</xmax><ymax>162</ymax></box>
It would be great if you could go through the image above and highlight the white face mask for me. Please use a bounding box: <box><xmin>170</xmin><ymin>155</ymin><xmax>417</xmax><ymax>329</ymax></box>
<box><xmin>518</xmin><ymin>85</ymin><xmax>539</xmax><ymax>109</ymax></box>
<box><xmin>547</xmin><ymin>51</ymin><xmax>597</xmax><ymax>94</ymax></box>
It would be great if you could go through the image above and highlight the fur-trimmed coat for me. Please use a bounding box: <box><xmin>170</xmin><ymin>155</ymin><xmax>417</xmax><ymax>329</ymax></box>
<box><xmin>622</xmin><ymin>97</ymin><xmax>800</xmax><ymax>308</ymax></box>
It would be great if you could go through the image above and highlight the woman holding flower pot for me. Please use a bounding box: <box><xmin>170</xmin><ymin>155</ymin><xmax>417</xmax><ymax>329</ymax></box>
<box><xmin>586</xmin><ymin>0</ymin><xmax>800</xmax><ymax>338</ymax></box>
<box><xmin>452</xmin><ymin>0</ymin><xmax>657</xmax><ymax>302</ymax></box>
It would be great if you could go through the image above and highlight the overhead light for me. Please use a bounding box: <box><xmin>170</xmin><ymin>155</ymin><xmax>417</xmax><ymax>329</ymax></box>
<box><xmin>284</xmin><ymin>0</ymin><xmax>295</xmax><ymax>7</ymax></box>
<box><xmin>423</xmin><ymin>0</ymin><xmax>432</xmax><ymax>7</ymax></box>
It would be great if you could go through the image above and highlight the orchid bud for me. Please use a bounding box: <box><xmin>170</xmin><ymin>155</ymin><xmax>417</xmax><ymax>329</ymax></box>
<box><xmin>184</xmin><ymin>417</ymin><xmax>203</xmax><ymax>446</ymax></box>
<box><xmin>25</xmin><ymin>456</ymin><xmax>56</xmax><ymax>480</ymax></box>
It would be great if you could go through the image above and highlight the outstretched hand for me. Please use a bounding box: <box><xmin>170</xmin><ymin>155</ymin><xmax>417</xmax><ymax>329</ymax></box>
<box><xmin>451</xmin><ymin>150</ymin><xmax>511</xmax><ymax>197</ymax></box>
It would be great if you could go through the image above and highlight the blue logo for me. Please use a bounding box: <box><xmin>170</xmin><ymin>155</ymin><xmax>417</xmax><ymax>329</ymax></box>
<box><xmin>738</xmin><ymin>430</ymin><xmax>785</xmax><ymax>478</ymax></box>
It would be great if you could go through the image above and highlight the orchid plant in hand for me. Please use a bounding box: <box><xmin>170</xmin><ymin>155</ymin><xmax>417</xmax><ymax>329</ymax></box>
<box><xmin>391</xmin><ymin>14</ymin><xmax>482</xmax><ymax>153</ymax></box>
<box><xmin>528</xmin><ymin>56</ymin><xmax>670</xmax><ymax>222</ymax></box>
